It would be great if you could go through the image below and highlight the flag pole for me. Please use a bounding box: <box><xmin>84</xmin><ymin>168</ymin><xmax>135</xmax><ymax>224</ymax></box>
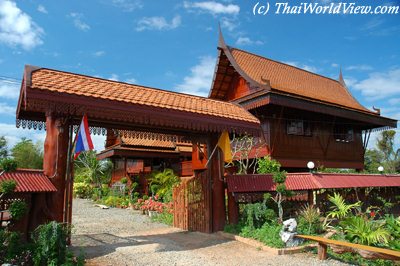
<box><xmin>204</xmin><ymin>142</ymin><xmax>219</xmax><ymax>168</ymax></box>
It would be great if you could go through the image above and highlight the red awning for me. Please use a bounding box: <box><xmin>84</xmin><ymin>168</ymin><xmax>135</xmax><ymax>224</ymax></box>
<box><xmin>0</xmin><ymin>169</ymin><xmax>57</xmax><ymax>193</ymax></box>
<box><xmin>227</xmin><ymin>173</ymin><xmax>400</xmax><ymax>192</ymax></box>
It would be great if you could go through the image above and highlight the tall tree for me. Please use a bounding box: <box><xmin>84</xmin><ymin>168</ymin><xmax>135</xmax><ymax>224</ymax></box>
<box><xmin>11</xmin><ymin>138</ymin><xmax>43</xmax><ymax>169</ymax></box>
<box><xmin>0</xmin><ymin>136</ymin><xmax>8</xmax><ymax>158</ymax></box>
<box><xmin>374</xmin><ymin>130</ymin><xmax>399</xmax><ymax>173</ymax></box>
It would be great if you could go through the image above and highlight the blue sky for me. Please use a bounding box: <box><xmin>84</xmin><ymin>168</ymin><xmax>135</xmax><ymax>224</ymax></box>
<box><xmin>0</xmin><ymin>0</ymin><xmax>399</xmax><ymax>151</ymax></box>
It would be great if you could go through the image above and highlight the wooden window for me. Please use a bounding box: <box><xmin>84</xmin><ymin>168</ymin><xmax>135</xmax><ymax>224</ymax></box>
<box><xmin>334</xmin><ymin>126</ymin><xmax>354</xmax><ymax>142</ymax></box>
<box><xmin>287</xmin><ymin>120</ymin><xmax>312</xmax><ymax>136</ymax></box>
<box><xmin>115</xmin><ymin>159</ymin><xmax>125</xmax><ymax>170</ymax></box>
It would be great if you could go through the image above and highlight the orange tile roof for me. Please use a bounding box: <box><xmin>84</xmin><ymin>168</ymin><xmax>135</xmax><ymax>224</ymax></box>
<box><xmin>121</xmin><ymin>136</ymin><xmax>176</xmax><ymax>149</ymax></box>
<box><xmin>30</xmin><ymin>68</ymin><xmax>259</xmax><ymax>124</ymax></box>
<box><xmin>229</xmin><ymin>48</ymin><xmax>373</xmax><ymax>114</ymax></box>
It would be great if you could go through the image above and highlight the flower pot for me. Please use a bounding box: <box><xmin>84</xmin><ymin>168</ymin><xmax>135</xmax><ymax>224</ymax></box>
<box><xmin>148</xmin><ymin>210</ymin><xmax>158</xmax><ymax>218</ymax></box>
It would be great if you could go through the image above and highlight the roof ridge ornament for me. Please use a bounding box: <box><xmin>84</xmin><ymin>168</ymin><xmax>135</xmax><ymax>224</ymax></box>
<box><xmin>338</xmin><ymin>67</ymin><xmax>347</xmax><ymax>88</ymax></box>
<box><xmin>372</xmin><ymin>106</ymin><xmax>381</xmax><ymax>115</ymax></box>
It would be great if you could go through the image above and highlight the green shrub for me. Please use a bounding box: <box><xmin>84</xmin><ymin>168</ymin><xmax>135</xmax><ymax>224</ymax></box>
<box><xmin>0</xmin><ymin>179</ymin><xmax>17</xmax><ymax>194</ymax></box>
<box><xmin>148</xmin><ymin>169</ymin><xmax>180</xmax><ymax>200</ymax></box>
<box><xmin>0</xmin><ymin>158</ymin><xmax>18</xmax><ymax>172</ymax></box>
<box><xmin>239</xmin><ymin>222</ymin><xmax>284</xmax><ymax>248</ymax></box>
<box><xmin>151</xmin><ymin>212</ymin><xmax>173</xmax><ymax>225</ymax></box>
<box><xmin>120</xmin><ymin>177</ymin><xmax>128</xmax><ymax>184</ymax></box>
<box><xmin>104</xmin><ymin>196</ymin><xmax>124</xmax><ymax>207</ymax></box>
<box><xmin>257</xmin><ymin>156</ymin><xmax>281</xmax><ymax>173</ymax></box>
<box><xmin>73</xmin><ymin>182</ymin><xmax>93</xmax><ymax>199</ymax></box>
<box><xmin>32</xmin><ymin>221</ymin><xmax>69</xmax><ymax>266</ymax></box>
<box><xmin>9</xmin><ymin>200</ymin><xmax>27</xmax><ymax>221</ymax></box>
<box><xmin>0</xmin><ymin>229</ymin><xmax>25</xmax><ymax>263</ymax></box>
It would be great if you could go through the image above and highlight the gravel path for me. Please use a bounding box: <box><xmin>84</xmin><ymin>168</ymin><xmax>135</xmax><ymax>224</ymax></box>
<box><xmin>71</xmin><ymin>199</ymin><xmax>349</xmax><ymax>266</ymax></box>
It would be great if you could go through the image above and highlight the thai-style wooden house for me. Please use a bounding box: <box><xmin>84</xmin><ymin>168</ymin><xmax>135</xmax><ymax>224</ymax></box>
<box><xmin>97</xmin><ymin>130</ymin><xmax>193</xmax><ymax>192</ymax></box>
<box><xmin>210</xmin><ymin>33</ymin><xmax>397</xmax><ymax>171</ymax></box>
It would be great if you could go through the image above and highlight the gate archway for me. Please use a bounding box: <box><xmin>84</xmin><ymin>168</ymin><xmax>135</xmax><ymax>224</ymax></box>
<box><xmin>16</xmin><ymin>65</ymin><xmax>260</xmax><ymax>233</ymax></box>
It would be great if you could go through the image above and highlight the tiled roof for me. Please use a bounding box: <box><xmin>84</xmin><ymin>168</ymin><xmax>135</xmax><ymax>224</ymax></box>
<box><xmin>0</xmin><ymin>169</ymin><xmax>57</xmax><ymax>193</ymax></box>
<box><xmin>229</xmin><ymin>48</ymin><xmax>373</xmax><ymax>114</ymax></box>
<box><xmin>227</xmin><ymin>173</ymin><xmax>400</xmax><ymax>192</ymax></box>
<box><xmin>30</xmin><ymin>68</ymin><xmax>259</xmax><ymax>124</ymax></box>
<box><xmin>121</xmin><ymin>136</ymin><xmax>176</xmax><ymax>149</ymax></box>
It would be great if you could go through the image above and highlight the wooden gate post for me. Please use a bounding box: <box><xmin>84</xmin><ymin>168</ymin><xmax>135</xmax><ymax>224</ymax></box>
<box><xmin>209</xmin><ymin>134</ymin><xmax>226</xmax><ymax>232</ymax></box>
<box><xmin>43</xmin><ymin>112</ymin><xmax>69</xmax><ymax>223</ymax></box>
<box><xmin>227</xmin><ymin>192</ymin><xmax>239</xmax><ymax>225</ymax></box>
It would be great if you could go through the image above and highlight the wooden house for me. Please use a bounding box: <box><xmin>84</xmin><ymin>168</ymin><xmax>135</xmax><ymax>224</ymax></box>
<box><xmin>210</xmin><ymin>33</ymin><xmax>397</xmax><ymax>171</ymax></box>
<box><xmin>97</xmin><ymin>130</ymin><xmax>194</xmax><ymax>190</ymax></box>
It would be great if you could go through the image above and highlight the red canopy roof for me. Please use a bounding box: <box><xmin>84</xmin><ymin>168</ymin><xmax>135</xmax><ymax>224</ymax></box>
<box><xmin>0</xmin><ymin>169</ymin><xmax>57</xmax><ymax>193</ymax></box>
<box><xmin>227</xmin><ymin>173</ymin><xmax>400</xmax><ymax>192</ymax></box>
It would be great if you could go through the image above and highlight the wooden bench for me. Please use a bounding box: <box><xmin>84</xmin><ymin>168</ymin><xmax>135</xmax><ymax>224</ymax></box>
<box><xmin>297</xmin><ymin>234</ymin><xmax>400</xmax><ymax>261</ymax></box>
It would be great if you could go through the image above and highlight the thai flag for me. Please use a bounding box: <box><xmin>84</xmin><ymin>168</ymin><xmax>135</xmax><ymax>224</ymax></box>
<box><xmin>74</xmin><ymin>115</ymin><xmax>94</xmax><ymax>159</ymax></box>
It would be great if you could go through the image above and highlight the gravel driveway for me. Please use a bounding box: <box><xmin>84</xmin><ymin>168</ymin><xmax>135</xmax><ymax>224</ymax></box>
<box><xmin>71</xmin><ymin>199</ymin><xmax>349</xmax><ymax>266</ymax></box>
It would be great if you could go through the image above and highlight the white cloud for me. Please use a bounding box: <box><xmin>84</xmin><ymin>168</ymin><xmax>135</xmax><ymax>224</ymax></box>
<box><xmin>69</xmin><ymin>13</ymin><xmax>90</xmax><ymax>31</ymax></box>
<box><xmin>108</xmin><ymin>74</ymin><xmax>119</xmax><ymax>81</ymax></box>
<box><xmin>91</xmin><ymin>134</ymin><xmax>106</xmax><ymax>151</ymax></box>
<box><xmin>175</xmin><ymin>56</ymin><xmax>215</xmax><ymax>96</ymax></box>
<box><xmin>345</xmin><ymin>64</ymin><xmax>373</xmax><ymax>71</ymax></box>
<box><xmin>183</xmin><ymin>1</ymin><xmax>240</xmax><ymax>15</ymax></box>
<box><xmin>235</xmin><ymin>36</ymin><xmax>263</xmax><ymax>46</ymax></box>
<box><xmin>0</xmin><ymin>123</ymin><xmax>106</xmax><ymax>153</ymax></box>
<box><xmin>125</xmin><ymin>78</ymin><xmax>137</xmax><ymax>84</ymax></box>
<box><xmin>0</xmin><ymin>0</ymin><xmax>44</xmax><ymax>50</ymax></box>
<box><xmin>331</xmin><ymin>63</ymin><xmax>339</xmax><ymax>68</ymax></box>
<box><xmin>37</xmin><ymin>5</ymin><xmax>48</xmax><ymax>14</ymax></box>
<box><xmin>0</xmin><ymin>102</ymin><xmax>14</xmax><ymax>115</ymax></box>
<box><xmin>0</xmin><ymin>79</ymin><xmax>20</xmax><ymax>99</ymax></box>
<box><xmin>93</xmin><ymin>50</ymin><xmax>105</xmax><ymax>57</ymax></box>
<box><xmin>108</xmin><ymin>0</ymin><xmax>143</xmax><ymax>12</ymax></box>
<box><xmin>0</xmin><ymin>123</ymin><xmax>46</xmax><ymax>150</ymax></box>
<box><xmin>283</xmin><ymin>61</ymin><xmax>318</xmax><ymax>73</ymax></box>
<box><xmin>220</xmin><ymin>17</ymin><xmax>238</xmax><ymax>31</ymax></box>
<box><xmin>352</xmin><ymin>68</ymin><xmax>400</xmax><ymax>100</ymax></box>
<box><xmin>136</xmin><ymin>15</ymin><xmax>181</xmax><ymax>31</ymax></box>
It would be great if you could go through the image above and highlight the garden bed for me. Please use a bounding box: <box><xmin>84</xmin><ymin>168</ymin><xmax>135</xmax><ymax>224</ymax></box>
<box><xmin>217</xmin><ymin>231</ymin><xmax>317</xmax><ymax>255</ymax></box>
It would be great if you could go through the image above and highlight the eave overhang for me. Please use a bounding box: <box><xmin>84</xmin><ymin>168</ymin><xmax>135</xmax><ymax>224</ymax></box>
<box><xmin>17</xmin><ymin>65</ymin><xmax>261</xmax><ymax>137</ymax></box>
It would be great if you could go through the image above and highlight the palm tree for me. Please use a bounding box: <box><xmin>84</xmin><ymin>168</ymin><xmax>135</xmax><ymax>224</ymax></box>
<box><xmin>148</xmin><ymin>168</ymin><xmax>179</xmax><ymax>200</ymax></box>
<box><xmin>74</xmin><ymin>151</ymin><xmax>112</xmax><ymax>191</ymax></box>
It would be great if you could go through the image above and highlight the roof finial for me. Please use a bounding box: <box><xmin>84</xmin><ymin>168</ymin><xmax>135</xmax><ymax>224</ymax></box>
<box><xmin>338</xmin><ymin>67</ymin><xmax>347</xmax><ymax>87</ymax></box>
<box><xmin>218</xmin><ymin>23</ymin><xmax>227</xmax><ymax>49</ymax></box>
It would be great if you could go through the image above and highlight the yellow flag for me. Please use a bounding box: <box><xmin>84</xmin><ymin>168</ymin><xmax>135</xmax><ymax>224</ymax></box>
<box><xmin>217</xmin><ymin>131</ymin><xmax>233</xmax><ymax>163</ymax></box>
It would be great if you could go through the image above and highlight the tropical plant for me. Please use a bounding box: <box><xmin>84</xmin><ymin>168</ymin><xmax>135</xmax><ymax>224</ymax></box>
<box><xmin>326</xmin><ymin>193</ymin><xmax>361</xmax><ymax>221</ymax></box>
<box><xmin>229</xmin><ymin>134</ymin><xmax>264</xmax><ymax>174</ymax></box>
<box><xmin>148</xmin><ymin>168</ymin><xmax>180</xmax><ymax>200</ymax></box>
<box><xmin>74</xmin><ymin>151</ymin><xmax>113</xmax><ymax>195</ymax></box>
<box><xmin>384</xmin><ymin>214</ymin><xmax>400</xmax><ymax>250</ymax></box>
<box><xmin>73</xmin><ymin>182</ymin><xmax>93</xmax><ymax>198</ymax></box>
<box><xmin>297</xmin><ymin>204</ymin><xmax>322</xmax><ymax>235</ymax></box>
<box><xmin>340</xmin><ymin>216</ymin><xmax>390</xmax><ymax>246</ymax></box>
<box><xmin>0</xmin><ymin>179</ymin><xmax>17</xmax><ymax>199</ymax></box>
